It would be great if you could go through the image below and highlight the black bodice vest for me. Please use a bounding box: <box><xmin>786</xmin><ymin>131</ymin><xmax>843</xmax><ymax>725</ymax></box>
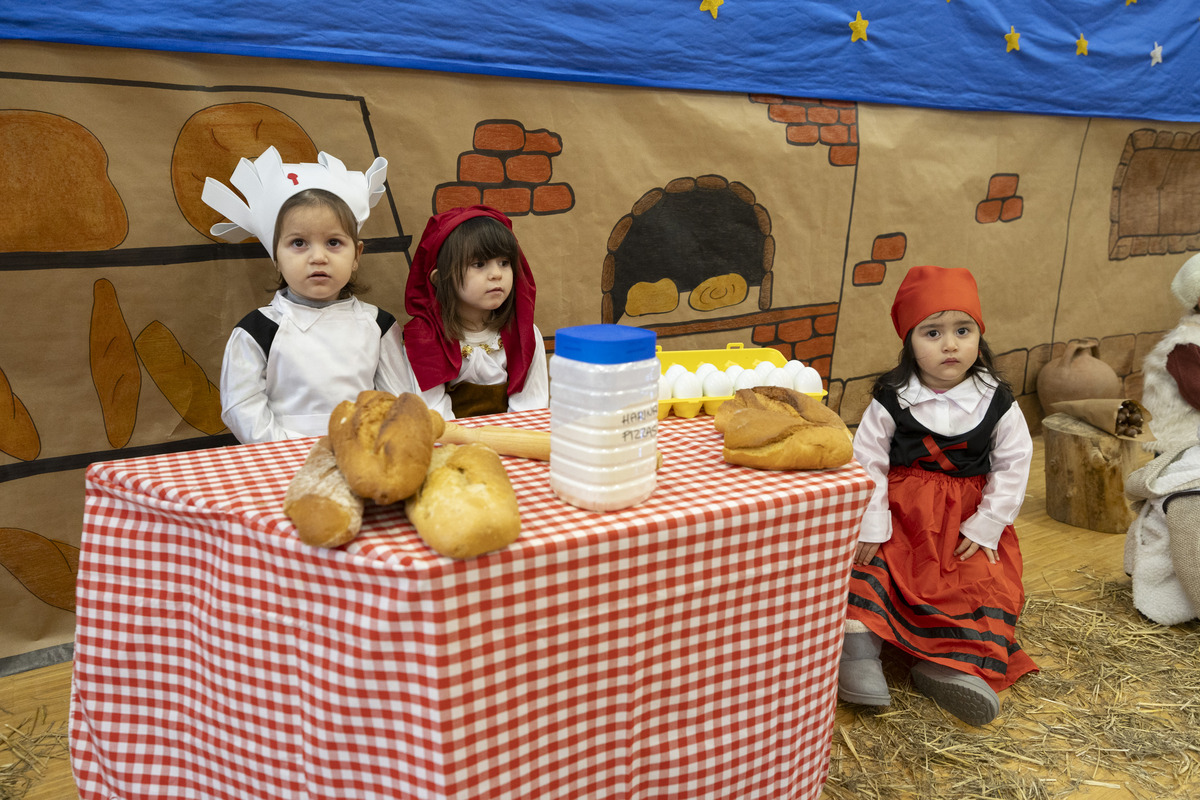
<box><xmin>875</xmin><ymin>382</ymin><xmax>1014</xmax><ymax>477</ymax></box>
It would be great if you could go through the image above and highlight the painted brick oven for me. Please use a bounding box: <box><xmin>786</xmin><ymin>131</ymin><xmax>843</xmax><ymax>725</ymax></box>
<box><xmin>599</xmin><ymin>175</ymin><xmax>840</xmax><ymax>387</ymax></box>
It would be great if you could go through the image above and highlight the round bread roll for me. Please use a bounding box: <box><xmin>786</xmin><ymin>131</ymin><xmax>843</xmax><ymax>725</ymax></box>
<box><xmin>329</xmin><ymin>391</ymin><xmax>445</xmax><ymax>505</ymax></box>
<box><xmin>714</xmin><ymin>386</ymin><xmax>853</xmax><ymax>470</ymax></box>
<box><xmin>405</xmin><ymin>443</ymin><xmax>521</xmax><ymax>560</ymax></box>
<box><xmin>689</xmin><ymin>273</ymin><xmax>748</xmax><ymax>311</ymax></box>
<box><xmin>171</xmin><ymin>103</ymin><xmax>317</xmax><ymax>241</ymax></box>
<box><xmin>283</xmin><ymin>437</ymin><xmax>364</xmax><ymax>548</ymax></box>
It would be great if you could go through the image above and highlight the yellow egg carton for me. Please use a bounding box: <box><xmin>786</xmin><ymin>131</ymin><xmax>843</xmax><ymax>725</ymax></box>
<box><xmin>657</xmin><ymin>343</ymin><xmax>824</xmax><ymax>419</ymax></box>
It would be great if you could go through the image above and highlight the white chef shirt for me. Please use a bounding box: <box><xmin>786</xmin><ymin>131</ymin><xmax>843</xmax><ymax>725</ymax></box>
<box><xmin>220</xmin><ymin>290</ymin><xmax>406</xmax><ymax>444</ymax></box>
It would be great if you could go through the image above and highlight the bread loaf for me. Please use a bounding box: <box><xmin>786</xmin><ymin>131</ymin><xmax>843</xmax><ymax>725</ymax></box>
<box><xmin>1</xmin><ymin>109</ymin><xmax>127</xmax><ymax>251</ymax></box>
<box><xmin>714</xmin><ymin>386</ymin><xmax>853</xmax><ymax>470</ymax></box>
<box><xmin>283</xmin><ymin>437</ymin><xmax>364</xmax><ymax>548</ymax></box>
<box><xmin>405</xmin><ymin>443</ymin><xmax>521</xmax><ymax>559</ymax></box>
<box><xmin>329</xmin><ymin>391</ymin><xmax>445</xmax><ymax>505</ymax></box>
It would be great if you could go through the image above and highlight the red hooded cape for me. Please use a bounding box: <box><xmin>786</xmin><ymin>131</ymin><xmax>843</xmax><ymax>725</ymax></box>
<box><xmin>402</xmin><ymin>206</ymin><xmax>538</xmax><ymax>394</ymax></box>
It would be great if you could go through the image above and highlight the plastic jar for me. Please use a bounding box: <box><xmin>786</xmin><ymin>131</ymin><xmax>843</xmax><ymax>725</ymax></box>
<box><xmin>549</xmin><ymin>324</ymin><xmax>659</xmax><ymax>511</ymax></box>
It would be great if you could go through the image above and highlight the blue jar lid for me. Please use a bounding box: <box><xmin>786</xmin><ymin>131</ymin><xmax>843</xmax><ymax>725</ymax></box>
<box><xmin>554</xmin><ymin>324</ymin><xmax>657</xmax><ymax>364</ymax></box>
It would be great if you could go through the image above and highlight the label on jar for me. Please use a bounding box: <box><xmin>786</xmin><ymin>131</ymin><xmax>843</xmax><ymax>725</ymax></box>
<box><xmin>621</xmin><ymin>423</ymin><xmax>658</xmax><ymax>443</ymax></box>
<box><xmin>620</xmin><ymin>403</ymin><xmax>659</xmax><ymax>426</ymax></box>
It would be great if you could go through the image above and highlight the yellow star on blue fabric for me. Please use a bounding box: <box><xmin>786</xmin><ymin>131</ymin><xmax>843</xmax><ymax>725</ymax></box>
<box><xmin>1076</xmin><ymin>34</ymin><xmax>1088</xmax><ymax>56</ymax></box>
<box><xmin>1005</xmin><ymin>25</ymin><xmax>1020</xmax><ymax>53</ymax></box>
<box><xmin>1126</xmin><ymin>0</ymin><xmax>1137</xmax><ymax>6</ymax></box>
<box><xmin>700</xmin><ymin>0</ymin><xmax>723</xmax><ymax>19</ymax></box>
<box><xmin>849</xmin><ymin>11</ymin><xmax>869</xmax><ymax>42</ymax></box>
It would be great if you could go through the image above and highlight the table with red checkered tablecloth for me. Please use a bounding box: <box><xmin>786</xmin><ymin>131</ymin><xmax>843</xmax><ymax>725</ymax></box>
<box><xmin>69</xmin><ymin>409</ymin><xmax>870</xmax><ymax>800</ymax></box>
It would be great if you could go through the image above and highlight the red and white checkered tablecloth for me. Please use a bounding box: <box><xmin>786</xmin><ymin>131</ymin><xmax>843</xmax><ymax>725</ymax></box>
<box><xmin>70</xmin><ymin>409</ymin><xmax>871</xmax><ymax>800</ymax></box>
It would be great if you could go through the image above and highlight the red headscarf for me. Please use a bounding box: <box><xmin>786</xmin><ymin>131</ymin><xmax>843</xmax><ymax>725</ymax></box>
<box><xmin>890</xmin><ymin>265</ymin><xmax>985</xmax><ymax>341</ymax></box>
<box><xmin>402</xmin><ymin>206</ymin><xmax>538</xmax><ymax>394</ymax></box>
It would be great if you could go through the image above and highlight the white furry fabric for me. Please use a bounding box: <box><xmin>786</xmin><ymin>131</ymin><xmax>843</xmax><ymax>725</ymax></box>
<box><xmin>1124</xmin><ymin>444</ymin><xmax>1200</xmax><ymax>625</ymax></box>
<box><xmin>1170</xmin><ymin>253</ymin><xmax>1200</xmax><ymax>309</ymax></box>
<box><xmin>1140</xmin><ymin>314</ymin><xmax>1200</xmax><ymax>453</ymax></box>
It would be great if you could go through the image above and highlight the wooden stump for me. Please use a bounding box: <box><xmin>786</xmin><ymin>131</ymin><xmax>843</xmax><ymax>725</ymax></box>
<box><xmin>1042</xmin><ymin>412</ymin><xmax>1145</xmax><ymax>534</ymax></box>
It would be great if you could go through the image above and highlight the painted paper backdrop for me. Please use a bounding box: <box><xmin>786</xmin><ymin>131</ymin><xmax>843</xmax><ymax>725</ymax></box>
<box><xmin>1</xmin><ymin>2</ymin><xmax>1199</xmax><ymax>665</ymax></box>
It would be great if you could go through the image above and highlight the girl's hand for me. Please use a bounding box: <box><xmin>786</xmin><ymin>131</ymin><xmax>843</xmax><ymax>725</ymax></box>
<box><xmin>854</xmin><ymin>542</ymin><xmax>881</xmax><ymax>566</ymax></box>
<box><xmin>954</xmin><ymin>538</ymin><xmax>998</xmax><ymax>564</ymax></box>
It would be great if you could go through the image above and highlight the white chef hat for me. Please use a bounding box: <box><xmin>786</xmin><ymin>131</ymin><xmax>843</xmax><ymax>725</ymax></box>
<box><xmin>1170</xmin><ymin>253</ymin><xmax>1200</xmax><ymax>310</ymax></box>
<box><xmin>201</xmin><ymin>146</ymin><xmax>388</xmax><ymax>260</ymax></box>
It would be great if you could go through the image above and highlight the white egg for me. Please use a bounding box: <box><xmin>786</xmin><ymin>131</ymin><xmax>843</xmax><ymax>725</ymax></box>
<box><xmin>734</xmin><ymin>370</ymin><xmax>760</xmax><ymax>391</ymax></box>
<box><xmin>754</xmin><ymin>360</ymin><xmax>777</xmax><ymax>378</ymax></box>
<box><xmin>694</xmin><ymin>362</ymin><xmax>718</xmax><ymax>380</ymax></box>
<box><xmin>702</xmin><ymin>371</ymin><xmax>734</xmax><ymax>398</ymax></box>
<box><xmin>665</xmin><ymin>363</ymin><xmax>688</xmax><ymax>382</ymax></box>
<box><xmin>724</xmin><ymin>364</ymin><xmax>745</xmax><ymax>381</ymax></box>
<box><xmin>794</xmin><ymin>367</ymin><xmax>824</xmax><ymax>394</ymax></box>
<box><xmin>766</xmin><ymin>367</ymin><xmax>792</xmax><ymax>388</ymax></box>
<box><xmin>671</xmin><ymin>372</ymin><xmax>703</xmax><ymax>399</ymax></box>
<box><xmin>782</xmin><ymin>359</ymin><xmax>805</xmax><ymax>377</ymax></box>
<box><xmin>659</xmin><ymin>374</ymin><xmax>674</xmax><ymax>400</ymax></box>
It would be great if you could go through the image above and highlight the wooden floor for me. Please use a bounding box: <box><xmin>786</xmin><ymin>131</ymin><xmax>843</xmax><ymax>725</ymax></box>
<box><xmin>0</xmin><ymin>434</ymin><xmax>1162</xmax><ymax>799</ymax></box>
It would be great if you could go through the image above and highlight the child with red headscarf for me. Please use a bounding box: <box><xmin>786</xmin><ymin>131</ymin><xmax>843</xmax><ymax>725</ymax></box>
<box><xmin>840</xmin><ymin>265</ymin><xmax>1036</xmax><ymax>726</ymax></box>
<box><xmin>397</xmin><ymin>206</ymin><xmax>548</xmax><ymax>419</ymax></box>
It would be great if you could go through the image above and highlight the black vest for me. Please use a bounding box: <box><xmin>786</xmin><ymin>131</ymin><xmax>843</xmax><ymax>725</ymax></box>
<box><xmin>875</xmin><ymin>382</ymin><xmax>1014</xmax><ymax>478</ymax></box>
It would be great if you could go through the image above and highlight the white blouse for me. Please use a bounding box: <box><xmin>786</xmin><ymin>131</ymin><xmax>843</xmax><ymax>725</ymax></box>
<box><xmin>852</xmin><ymin>373</ymin><xmax>1033</xmax><ymax>550</ymax></box>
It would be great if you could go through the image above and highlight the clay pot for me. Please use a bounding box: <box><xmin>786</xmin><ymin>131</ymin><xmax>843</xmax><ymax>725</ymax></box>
<box><xmin>1037</xmin><ymin>338</ymin><xmax>1122</xmax><ymax>416</ymax></box>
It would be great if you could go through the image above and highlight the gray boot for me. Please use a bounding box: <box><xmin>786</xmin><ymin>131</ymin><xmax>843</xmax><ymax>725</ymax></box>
<box><xmin>837</xmin><ymin>631</ymin><xmax>891</xmax><ymax>706</ymax></box>
<box><xmin>910</xmin><ymin>660</ymin><xmax>999</xmax><ymax>726</ymax></box>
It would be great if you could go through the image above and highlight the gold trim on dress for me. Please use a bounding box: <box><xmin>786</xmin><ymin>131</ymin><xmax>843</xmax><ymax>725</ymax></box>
<box><xmin>461</xmin><ymin>339</ymin><xmax>504</xmax><ymax>359</ymax></box>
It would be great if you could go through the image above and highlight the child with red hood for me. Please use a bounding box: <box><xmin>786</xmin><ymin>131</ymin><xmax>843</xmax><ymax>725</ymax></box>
<box><xmin>397</xmin><ymin>205</ymin><xmax>548</xmax><ymax>419</ymax></box>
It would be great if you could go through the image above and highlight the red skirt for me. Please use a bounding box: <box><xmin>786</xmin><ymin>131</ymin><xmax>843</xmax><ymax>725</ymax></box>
<box><xmin>846</xmin><ymin>465</ymin><xmax>1038</xmax><ymax>691</ymax></box>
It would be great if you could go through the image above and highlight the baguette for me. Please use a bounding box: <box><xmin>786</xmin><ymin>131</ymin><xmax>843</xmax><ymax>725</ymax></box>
<box><xmin>0</xmin><ymin>364</ymin><xmax>40</xmax><ymax>461</ymax></box>
<box><xmin>283</xmin><ymin>437</ymin><xmax>364</xmax><ymax>548</ymax></box>
<box><xmin>329</xmin><ymin>391</ymin><xmax>445</xmax><ymax>505</ymax></box>
<box><xmin>714</xmin><ymin>386</ymin><xmax>853</xmax><ymax>470</ymax></box>
<box><xmin>89</xmin><ymin>278</ymin><xmax>140</xmax><ymax>448</ymax></box>
<box><xmin>134</xmin><ymin>320</ymin><xmax>226</xmax><ymax>435</ymax></box>
<box><xmin>405</xmin><ymin>443</ymin><xmax>521</xmax><ymax>559</ymax></box>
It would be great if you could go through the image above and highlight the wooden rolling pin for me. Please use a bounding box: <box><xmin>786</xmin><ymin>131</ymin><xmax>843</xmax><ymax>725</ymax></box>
<box><xmin>438</xmin><ymin>422</ymin><xmax>551</xmax><ymax>461</ymax></box>
<box><xmin>438</xmin><ymin>422</ymin><xmax>662</xmax><ymax>469</ymax></box>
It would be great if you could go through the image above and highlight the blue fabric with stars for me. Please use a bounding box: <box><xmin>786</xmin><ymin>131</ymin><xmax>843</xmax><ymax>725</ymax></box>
<box><xmin>2</xmin><ymin>1</ymin><xmax>1197</xmax><ymax>120</ymax></box>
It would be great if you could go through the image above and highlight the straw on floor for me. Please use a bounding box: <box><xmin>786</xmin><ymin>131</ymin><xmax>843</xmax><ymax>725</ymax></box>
<box><xmin>824</xmin><ymin>571</ymin><xmax>1200</xmax><ymax>800</ymax></box>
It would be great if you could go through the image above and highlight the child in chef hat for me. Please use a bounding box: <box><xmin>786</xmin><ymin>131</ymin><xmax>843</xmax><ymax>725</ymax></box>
<box><xmin>840</xmin><ymin>265</ymin><xmax>1037</xmax><ymax>726</ymax></box>
<box><xmin>204</xmin><ymin>146</ymin><xmax>407</xmax><ymax>444</ymax></box>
